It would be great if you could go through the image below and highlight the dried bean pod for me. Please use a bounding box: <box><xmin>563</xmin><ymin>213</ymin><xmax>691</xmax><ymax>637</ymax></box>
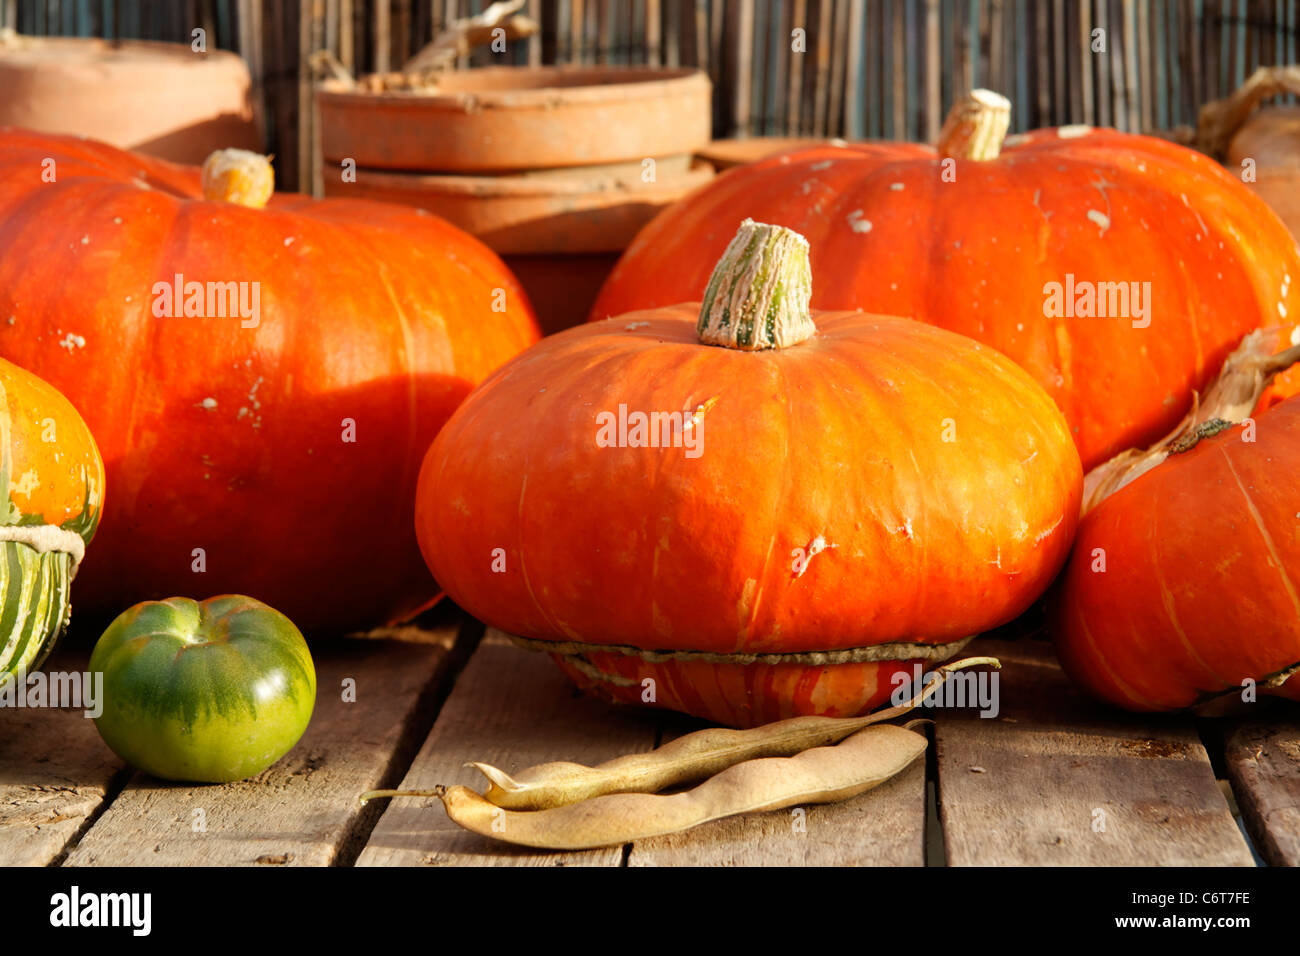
<box><xmin>437</xmin><ymin>723</ymin><xmax>926</xmax><ymax>849</ymax></box>
<box><xmin>473</xmin><ymin>655</ymin><xmax>999</xmax><ymax>809</ymax></box>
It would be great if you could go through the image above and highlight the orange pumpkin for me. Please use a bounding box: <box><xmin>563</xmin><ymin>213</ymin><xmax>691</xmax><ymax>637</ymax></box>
<box><xmin>0</xmin><ymin>356</ymin><xmax>103</xmax><ymax>677</ymax></box>
<box><xmin>592</xmin><ymin>90</ymin><xmax>1300</xmax><ymax>470</ymax></box>
<box><xmin>417</xmin><ymin>220</ymin><xmax>1082</xmax><ymax>726</ymax></box>
<box><xmin>0</xmin><ymin>129</ymin><xmax>539</xmax><ymax>634</ymax></box>
<box><xmin>1053</xmin><ymin>332</ymin><xmax>1300</xmax><ymax>709</ymax></box>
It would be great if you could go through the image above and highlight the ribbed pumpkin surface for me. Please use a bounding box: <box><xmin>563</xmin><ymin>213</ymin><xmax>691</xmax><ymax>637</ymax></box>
<box><xmin>416</xmin><ymin>308</ymin><xmax>1082</xmax><ymax>725</ymax></box>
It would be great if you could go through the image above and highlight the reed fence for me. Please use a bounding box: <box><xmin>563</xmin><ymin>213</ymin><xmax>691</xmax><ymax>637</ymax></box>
<box><xmin>4</xmin><ymin>1</ymin><xmax>1298</xmax><ymax>190</ymax></box>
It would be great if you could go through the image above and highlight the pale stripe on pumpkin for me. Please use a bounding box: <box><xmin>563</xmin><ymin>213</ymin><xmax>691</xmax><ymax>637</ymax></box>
<box><xmin>0</xmin><ymin>542</ymin><xmax>72</xmax><ymax>681</ymax></box>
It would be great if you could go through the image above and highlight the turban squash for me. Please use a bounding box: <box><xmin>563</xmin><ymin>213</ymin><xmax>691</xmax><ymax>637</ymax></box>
<box><xmin>416</xmin><ymin>220</ymin><xmax>1083</xmax><ymax>727</ymax></box>
<box><xmin>0</xmin><ymin>129</ymin><xmax>540</xmax><ymax>633</ymax></box>
<box><xmin>590</xmin><ymin>90</ymin><xmax>1300</xmax><ymax>471</ymax></box>
<box><xmin>1053</xmin><ymin>332</ymin><xmax>1300</xmax><ymax>709</ymax></box>
<box><xmin>0</xmin><ymin>357</ymin><xmax>103</xmax><ymax>678</ymax></box>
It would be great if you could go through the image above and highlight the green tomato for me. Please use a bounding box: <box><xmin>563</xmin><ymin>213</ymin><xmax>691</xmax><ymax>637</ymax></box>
<box><xmin>90</xmin><ymin>595</ymin><xmax>316</xmax><ymax>783</ymax></box>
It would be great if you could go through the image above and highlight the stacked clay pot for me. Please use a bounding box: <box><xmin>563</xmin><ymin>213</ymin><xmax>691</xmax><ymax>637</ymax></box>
<box><xmin>317</xmin><ymin>65</ymin><xmax>714</xmax><ymax>334</ymax></box>
<box><xmin>0</xmin><ymin>35</ymin><xmax>261</xmax><ymax>162</ymax></box>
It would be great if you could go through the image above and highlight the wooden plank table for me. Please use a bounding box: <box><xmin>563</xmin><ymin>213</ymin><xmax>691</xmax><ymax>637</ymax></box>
<box><xmin>1</xmin><ymin>612</ymin><xmax>1293</xmax><ymax>866</ymax></box>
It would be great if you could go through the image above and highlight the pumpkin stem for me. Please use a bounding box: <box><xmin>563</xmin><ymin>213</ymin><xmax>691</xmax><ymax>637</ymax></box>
<box><xmin>1082</xmin><ymin>330</ymin><xmax>1300</xmax><ymax>514</ymax></box>
<box><xmin>697</xmin><ymin>219</ymin><xmax>815</xmax><ymax>350</ymax></box>
<box><xmin>200</xmin><ymin>149</ymin><xmax>275</xmax><ymax>208</ymax></box>
<box><xmin>936</xmin><ymin>89</ymin><xmax>1012</xmax><ymax>161</ymax></box>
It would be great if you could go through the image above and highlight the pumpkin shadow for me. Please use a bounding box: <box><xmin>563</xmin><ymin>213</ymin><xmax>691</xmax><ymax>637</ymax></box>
<box><xmin>128</xmin><ymin>113</ymin><xmax>263</xmax><ymax>167</ymax></box>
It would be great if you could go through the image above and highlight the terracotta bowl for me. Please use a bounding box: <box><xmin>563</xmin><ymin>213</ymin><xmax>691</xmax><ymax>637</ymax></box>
<box><xmin>317</xmin><ymin>65</ymin><xmax>712</xmax><ymax>172</ymax></box>
<box><xmin>0</xmin><ymin>37</ymin><xmax>261</xmax><ymax>163</ymax></box>
<box><xmin>323</xmin><ymin>156</ymin><xmax>714</xmax><ymax>254</ymax></box>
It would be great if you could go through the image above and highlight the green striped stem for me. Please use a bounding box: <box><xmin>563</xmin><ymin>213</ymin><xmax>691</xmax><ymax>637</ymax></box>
<box><xmin>697</xmin><ymin>219</ymin><xmax>815</xmax><ymax>351</ymax></box>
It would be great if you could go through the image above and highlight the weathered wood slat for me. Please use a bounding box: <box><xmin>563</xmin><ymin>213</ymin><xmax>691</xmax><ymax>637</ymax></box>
<box><xmin>357</xmin><ymin>630</ymin><xmax>661</xmax><ymax>866</ymax></box>
<box><xmin>731</xmin><ymin>0</ymin><xmax>754</xmax><ymax>137</ymax></box>
<box><xmin>372</xmin><ymin>0</ymin><xmax>389</xmax><ymax>71</ymax></box>
<box><xmin>1139</xmin><ymin>0</ymin><xmax>1154</xmax><ymax>131</ymax></box>
<box><xmin>626</xmin><ymin>710</ymin><xmax>926</xmax><ymax>866</ymax></box>
<box><xmin>1053</xmin><ymin>0</ymin><xmax>1068</xmax><ymax>123</ymax></box>
<box><xmin>924</xmin><ymin>0</ymin><xmax>939</xmax><ymax>141</ymax></box>
<box><xmin>786</xmin><ymin>0</ymin><xmax>806</xmax><ymax>135</ymax></box>
<box><xmin>935</xmin><ymin>639</ymin><xmax>1254</xmax><ymax>866</ymax></box>
<box><xmin>61</xmin><ymin>620</ymin><xmax>461</xmax><ymax>867</ymax></box>
<box><xmin>1034</xmin><ymin>0</ymin><xmax>1050</xmax><ymax>125</ymax></box>
<box><xmin>1223</xmin><ymin>718</ymin><xmax>1300</xmax><ymax>866</ymax></box>
<box><xmin>954</xmin><ymin>0</ymin><xmax>969</xmax><ymax>102</ymax></box>
<box><xmin>0</xmin><ymin>644</ymin><xmax>125</xmax><ymax>867</ymax></box>
<box><xmin>826</xmin><ymin>0</ymin><xmax>848</xmax><ymax>137</ymax></box>
<box><xmin>777</xmin><ymin>0</ymin><xmax>796</xmax><ymax>135</ymax></box>
<box><xmin>890</xmin><ymin>0</ymin><xmax>904</xmax><ymax>135</ymax></box>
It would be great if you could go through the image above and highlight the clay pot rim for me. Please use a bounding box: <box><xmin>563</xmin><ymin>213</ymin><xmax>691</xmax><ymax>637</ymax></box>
<box><xmin>0</xmin><ymin>35</ymin><xmax>245</xmax><ymax>64</ymax></box>
<box><xmin>345</xmin><ymin>157</ymin><xmax>715</xmax><ymax>198</ymax></box>
<box><xmin>317</xmin><ymin>65</ymin><xmax>710</xmax><ymax>110</ymax></box>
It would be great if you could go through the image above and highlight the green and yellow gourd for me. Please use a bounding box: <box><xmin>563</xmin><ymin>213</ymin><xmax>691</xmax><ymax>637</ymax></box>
<box><xmin>0</xmin><ymin>357</ymin><xmax>103</xmax><ymax>680</ymax></box>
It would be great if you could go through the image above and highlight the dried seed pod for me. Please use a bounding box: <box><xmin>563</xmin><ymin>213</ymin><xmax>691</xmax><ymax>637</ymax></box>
<box><xmin>434</xmin><ymin>723</ymin><xmax>927</xmax><ymax>850</ymax></box>
<box><xmin>472</xmin><ymin>656</ymin><xmax>998</xmax><ymax>810</ymax></box>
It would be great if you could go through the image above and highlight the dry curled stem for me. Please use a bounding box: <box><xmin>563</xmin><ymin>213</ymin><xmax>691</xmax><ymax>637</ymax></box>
<box><xmin>466</xmin><ymin>655</ymin><xmax>998</xmax><ymax>810</ymax></box>
<box><xmin>421</xmin><ymin>724</ymin><xmax>926</xmax><ymax>850</ymax></box>
<box><xmin>308</xmin><ymin>49</ymin><xmax>356</xmax><ymax>86</ymax></box>
<box><xmin>310</xmin><ymin>0</ymin><xmax>538</xmax><ymax>91</ymax></box>
<box><xmin>402</xmin><ymin>0</ymin><xmax>538</xmax><ymax>76</ymax></box>
<box><xmin>1196</xmin><ymin>65</ymin><xmax>1300</xmax><ymax>158</ymax></box>
<box><xmin>1082</xmin><ymin>329</ymin><xmax>1300</xmax><ymax>514</ymax></box>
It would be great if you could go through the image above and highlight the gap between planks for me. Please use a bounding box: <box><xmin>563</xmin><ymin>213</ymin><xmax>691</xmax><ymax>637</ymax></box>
<box><xmin>934</xmin><ymin>639</ymin><xmax>1256</xmax><ymax>867</ymax></box>
<box><xmin>1220</xmin><ymin>716</ymin><xmax>1300</xmax><ymax>866</ymax></box>
<box><xmin>0</xmin><ymin>643</ymin><xmax>127</xmax><ymax>868</ymax></box>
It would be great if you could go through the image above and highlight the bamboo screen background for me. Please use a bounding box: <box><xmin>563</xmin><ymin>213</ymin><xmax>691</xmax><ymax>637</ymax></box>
<box><xmin>3</xmin><ymin>0</ymin><xmax>1297</xmax><ymax>190</ymax></box>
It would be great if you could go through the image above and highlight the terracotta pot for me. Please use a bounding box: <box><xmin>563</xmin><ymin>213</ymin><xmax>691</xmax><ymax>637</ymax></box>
<box><xmin>322</xmin><ymin>156</ymin><xmax>715</xmax><ymax>254</ymax></box>
<box><xmin>696</xmin><ymin>136</ymin><xmax>848</xmax><ymax>171</ymax></box>
<box><xmin>1226</xmin><ymin>105</ymin><xmax>1300</xmax><ymax>239</ymax></box>
<box><xmin>0</xmin><ymin>36</ymin><xmax>260</xmax><ymax>163</ymax></box>
<box><xmin>503</xmin><ymin>252</ymin><xmax>621</xmax><ymax>336</ymax></box>
<box><xmin>317</xmin><ymin>66</ymin><xmax>711</xmax><ymax>172</ymax></box>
